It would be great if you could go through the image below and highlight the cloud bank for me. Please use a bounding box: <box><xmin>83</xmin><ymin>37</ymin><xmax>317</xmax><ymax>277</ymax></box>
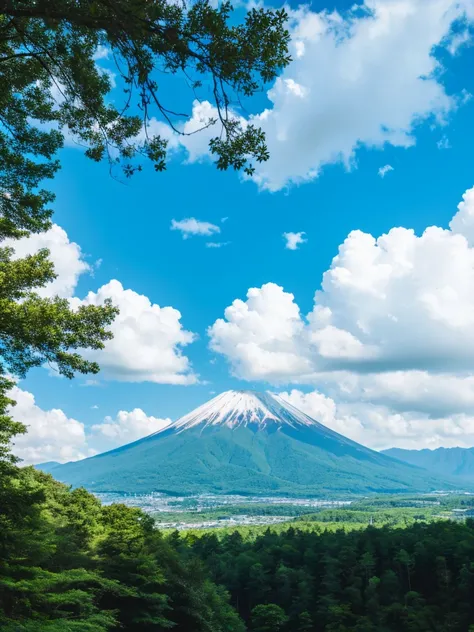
<box><xmin>210</xmin><ymin>185</ymin><xmax>474</xmax><ymax>449</ymax></box>
<box><xmin>9</xmin><ymin>385</ymin><xmax>171</xmax><ymax>465</ymax></box>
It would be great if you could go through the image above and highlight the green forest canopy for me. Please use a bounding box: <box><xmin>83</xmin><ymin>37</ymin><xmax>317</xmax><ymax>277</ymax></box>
<box><xmin>4</xmin><ymin>470</ymin><xmax>474</xmax><ymax>630</ymax></box>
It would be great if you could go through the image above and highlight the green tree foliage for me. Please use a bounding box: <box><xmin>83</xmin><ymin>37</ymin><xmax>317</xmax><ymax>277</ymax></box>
<box><xmin>189</xmin><ymin>520</ymin><xmax>474</xmax><ymax>631</ymax></box>
<box><xmin>250</xmin><ymin>604</ymin><xmax>288</xmax><ymax>632</ymax></box>
<box><xmin>0</xmin><ymin>271</ymin><xmax>117</xmax><ymax>611</ymax></box>
<box><xmin>0</xmin><ymin>470</ymin><xmax>245</xmax><ymax>631</ymax></box>
<box><xmin>0</xmin><ymin>0</ymin><xmax>290</xmax><ymax>239</ymax></box>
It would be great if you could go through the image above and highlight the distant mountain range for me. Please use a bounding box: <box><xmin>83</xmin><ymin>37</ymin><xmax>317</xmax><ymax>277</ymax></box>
<box><xmin>37</xmin><ymin>390</ymin><xmax>458</xmax><ymax>496</ymax></box>
<box><xmin>382</xmin><ymin>447</ymin><xmax>474</xmax><ymax>480</ymax></box>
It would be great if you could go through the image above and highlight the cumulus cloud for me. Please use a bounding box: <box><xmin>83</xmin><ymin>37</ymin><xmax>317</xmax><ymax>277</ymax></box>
<box><xmin>283</xmin><ymin>231</ymin><xmax>307</xmax><ymax>250</ymax></box>
<box><xmin>210</xmin><ymin>185</ymin><xmax>474</xmax><ymax>380</ymax></box>
<box><xmin>165</xmin><ymin>0</ymin><xmax>474</xmax><ymax>191</ymax></box>
<box><xmin>10</xmin><ymin>386</ymin><xmax>90</xmax><ymax>464</ymax></box>
<box><xmin>209</xmin><ymin>282</ymin><xmax>312</xmax><ymax>382</ymax></box>
<box><xmin>210</xmin><ymin>184</ymin><xmax>474</xmax><ymax>448</ymax></box>
<box><xmin>90</xmin><ymin>408</ymin><xmax>171</xmax><ymax>452</ymax></box>
<box><xmin>5</xmin><ymin>224</ymin><xmax>90</xmax><ymax>298</ymax></box>
<box><xmin>309</xmin><ymin>370</ymin><xmax>474</xmax><ymax>418</ymax></box>
<box><xmin>6</xmin><ymin>222</ymin><xmax>197</xmax><ymax>385</ymax></box>
<box><xmin>7</xmin><ymin>223</ymin><xmax>197</xmax><ymax>386</ymax></box>
<box><xmin>72</xmin><ymin>280</ymin><xmax>197</xmax><ymax>385</ymax></box>
<box><xmin>279</xmin><ymin>388</ymin><xmax>474</xmax><ymax>450</ymax></box>
<box><xmin>9</xmin><ymin>385</ymin><xmax>172</xmax><ymax>464</ymax></box>
<box><xmin>171</xmin><ymin>217</ymin><xmax>221</xmax><ymax>239</ymax></box>
<box><xmin>378</xmin><ymin>164</ymin><xmax>394</xmax><ymax>178</ymax></box>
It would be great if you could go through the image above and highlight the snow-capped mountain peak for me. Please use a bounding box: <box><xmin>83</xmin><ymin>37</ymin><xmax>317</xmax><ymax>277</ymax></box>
<box><xmin>169</xmin><ymin>390</ymin><xmax>318</xmax><ymax>432</ymax></box>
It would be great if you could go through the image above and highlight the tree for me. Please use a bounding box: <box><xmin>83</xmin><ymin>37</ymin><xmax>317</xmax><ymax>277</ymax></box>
<box><xmin>0</xmin><ymin>0</ymin><xmax>290</xmax><ymax>239</ymax></box>
<box><xmin>0</xmin><ymin>248</ymin><xmax>118</xmax><ymax>470</ymax></box>
<box><xmin>297</xmin><ymin>611</ymin><xmax>313</xmax><ymax>632</ymax></box>
<box><xmin>395</xmin><ymin>548</ymin><xmax>413</xmax><ymax>592</ymax></box>
<box><xmin>250</xmin><ymin>604</ymin><xmax>288</xmax><ymax>632</ymax></box>
<box><xmin>0</xmin><ymin>468</ymin><xmax>247</xmax><ymax>631</ymax></box>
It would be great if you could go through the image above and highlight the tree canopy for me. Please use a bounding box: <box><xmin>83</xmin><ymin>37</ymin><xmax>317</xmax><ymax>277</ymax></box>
<box><xmin>189</xmin><ymin>519</ymin><xmax>474</xmax><ymax>631</ymax></box>
<box><xmin>0</xmin><ymin>468</ymin><xmax>246</xmax><ymax>631</ymax></box>
<box><xmin>0</xmin><ymin>0</ymin><xmax>290</xmax><ymax>238</ymax></box>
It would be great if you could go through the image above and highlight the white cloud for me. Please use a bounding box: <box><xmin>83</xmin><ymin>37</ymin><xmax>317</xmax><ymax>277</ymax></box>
<box><xmin>72</xmin><ymin>280</ymin><xmax>197</xmax><ymax>385</ymax></box>
<box><xmin>211</xmin><ymin>185</ymin><xmax>474</xmax><ymax>381</ymax></box>
<box><xmin>5</xmin><ymin>224</ymin><xmax>90</xmax><ymax>298</ymax></box>
<box><xmin>283</xmin><ymin>231</ymin><xmax>307</xmax><ymax>250</ymax></box>
<box><xmin>9</xmin><ymin>385</ymin><xmax>173</xmax><ymax>464</ymax></box>
<box><xmin>90</xmin><ymin>408</ymin><xmax>171</xmax><ymax>452</ymax></box>
<box><xmin>7</xmin><ymin>223</ymin><xmax>197</xmax><ymax>386</ymax></box>
<box><xmin>10</xmin><ymin>386</ymin><xmax>90</xmax><ymax>464</ymax></box>
<box><xmin>206</xmin><ymin>241</ymin><xmax>230</xmax><ymax>248</ymax></box>
<box><xmin>312</xmin><ymin>370</ymin><xmax>474</xmax><ymax>417</ymax></box>
<box><xmin>279</xmin><ymin>388</ymin><xmax>474</xmax><ymax>450</ymax></box>
<box><xmin>93</xmin><ymin>45</ymin><xmax>110</xmax><ymax>61</ymax></box>
<box><xmin>209</xmin><ymin>184</ymin><xmax>474</xmax><ymax>448</ymax></box>
<box><xmin>209</xmin><ymin>282</ymin><xmax>312</xmax><ymax>382</ymax></box>
<box><xmin>378</xmin><ymin>164</ymin><xmax>394</xmax><ymax>178</ymax></box>
<box><xmin>171</xmin><ymin>217</ymin><xmax>221</xmax><ymax>239</ymax></box>
<box><xmin>166</xmin><ymin>0</ymin><xmax>474</xmax><ymax>191</ymax></box>
<box><xmin>437</xmin><ymin>135</ymin><xmax>451</xmax><ymax>149</ymax></box>
<box><xmin>249</xmin><ymin>0</ymin><xmax>473</xmax><ymax>191</ymax></box>
<box><xmin>448</xmin><ymin>185</ymin><xmax>474</xmax><ymax>244</ymax></box>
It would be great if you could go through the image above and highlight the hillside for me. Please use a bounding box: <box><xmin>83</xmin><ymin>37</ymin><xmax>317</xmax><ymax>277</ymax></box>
<box><xmin>34</xmin><ymin>461</ymin><xmax>61</xmax><ymax>474</ymax></box>
<box><xmin>46</xmin><ymin>391</ymin><xmax>454</xmax><ymax>496</ymax></box>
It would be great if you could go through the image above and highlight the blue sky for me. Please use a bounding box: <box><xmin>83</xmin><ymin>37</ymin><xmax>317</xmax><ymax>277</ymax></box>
<box><xmin>11</xmin><ymin>0</ymin><xmax>474</xmax><ymax>463</ymax></box>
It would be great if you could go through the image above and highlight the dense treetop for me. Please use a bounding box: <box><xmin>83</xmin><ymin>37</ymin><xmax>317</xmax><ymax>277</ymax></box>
<box><xmin>0</xmin><ymin>467</ymin><xmax>245</xmax><ymax>631</ymax></box>
<box><xmin>188</xmin><ymin>518</ymin><xmax>474</xmax><ymax>631</ymax></box>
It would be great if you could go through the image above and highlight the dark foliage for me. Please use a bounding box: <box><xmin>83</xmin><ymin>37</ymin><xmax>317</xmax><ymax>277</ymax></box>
<box><xmin>187</xmin><ymin>519</ymin><xmax>474</xmax><ymax>631</ymax></box>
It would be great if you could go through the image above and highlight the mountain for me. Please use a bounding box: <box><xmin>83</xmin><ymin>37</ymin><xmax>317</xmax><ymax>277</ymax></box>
<box><xmin>382</xmin><ymin>447</ymin><xmax>474</xmax><ymax>480</ymax></box>
<box><xmin>48</xmin><ymin>390</ymin><xmax>454</xmax><ymax>496</ymax></box>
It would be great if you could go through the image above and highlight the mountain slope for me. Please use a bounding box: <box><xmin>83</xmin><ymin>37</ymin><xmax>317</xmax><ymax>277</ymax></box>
<box><xmin>35</xmin><ymin>461</ymin><xmax>61</xmax><ymax>474</ymax></box>
<box><xmin>383</xmin><ymin>446</ymin><xmax>474</xmax><ymax>480</ymax></box>
<box><xmin>49</xmin><ymin>391</ymin><xmax>454</xmax><ymax>495</ymax></box>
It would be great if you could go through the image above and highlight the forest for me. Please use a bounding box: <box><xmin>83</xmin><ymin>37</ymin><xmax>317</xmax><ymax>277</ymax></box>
<box><xmin>4</xmin><ymin>464</ymin><xmax>474</xmax><ymax>631</ymax></box>
<box><xmin>186</xmin><ymin>518</ymin><xmax>474</xmax><ymax>632</ymax></box>
<box><xmin>0</xmin><ymin>465</ymin><xmax>244</xmax><ymax>631</ymax></box>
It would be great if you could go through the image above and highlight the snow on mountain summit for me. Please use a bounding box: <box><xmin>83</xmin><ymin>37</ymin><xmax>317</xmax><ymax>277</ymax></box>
<box><xmin>169</xmin><ymin>390</ymin><xmax>318</xmax><ymax>432</ymax></box>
